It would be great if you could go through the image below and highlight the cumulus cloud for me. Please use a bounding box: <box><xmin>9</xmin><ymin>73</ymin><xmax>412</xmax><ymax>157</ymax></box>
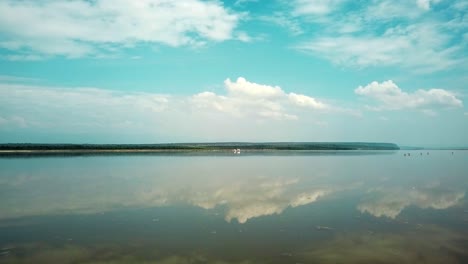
<box><xmin>191</xmin><ymin>89</ymin><xmax>294</xmax><ymax>121</ymax></box>
<box><xmin>358</xmin><ymin>186</ymin><xmax>465</xmax><ymax>218</ymax></box>
<box><xmin>0</xmin><ymin>77</ymin><xmax>346</xmax><ymax>141</ymax></box>
<box><xmin>225</xmin><ymin>77</ymin><xmax>286</xmax><ymax>99</ymax></box>
<box><xmin>355</xmin><ymin>80</ymin><xmax>463</xmax><ymax>111</ymax></box>
<box><xmin>0</xmin><ymin>0</ymin><xmax>243</xmax><ymax>58</ymax></box>
<box><xmin>289</xmin><ymin>93</ymin><xmax>328</xmax><ymax>110</ymax></box>
<box><xmin>192</xmin><ymin>77</ymin><xmax>331</xmax><ymax>120</ymax></box>
<box><xmin>192</xmin><ymin>92</ymin><xmax>234</xmax><ymax>114</ymax></box>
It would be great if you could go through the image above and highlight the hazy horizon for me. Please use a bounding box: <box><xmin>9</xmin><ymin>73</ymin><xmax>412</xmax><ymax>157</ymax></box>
<box><xmin>2</xmin><ymin>141</ymin><xmax>468</xmax><ymax>150</ymax></box>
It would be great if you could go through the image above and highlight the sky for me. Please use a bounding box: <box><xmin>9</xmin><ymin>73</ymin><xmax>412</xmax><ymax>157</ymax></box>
<box><xmin>0</xmin><ymin>0</ymin><xmax>467</xmax><ymax>146</ymax></box>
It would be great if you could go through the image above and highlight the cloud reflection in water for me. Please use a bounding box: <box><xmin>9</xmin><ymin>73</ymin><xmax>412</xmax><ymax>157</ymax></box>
<box><xmin>358</xmin><ymin>184</ymin><xmax>465</xmax><ymax>218</ymax></box>
<box><xmin>0</xmin><ymin>152</ymin><xmax>465</xmax><ymax>223</ymax></box>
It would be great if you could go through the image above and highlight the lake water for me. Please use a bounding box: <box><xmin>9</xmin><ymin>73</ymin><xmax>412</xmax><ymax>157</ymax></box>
<box><xmin>0</xmin><ymin>151</ymin><xmax>467</xmax><ymax>263</ymax></box>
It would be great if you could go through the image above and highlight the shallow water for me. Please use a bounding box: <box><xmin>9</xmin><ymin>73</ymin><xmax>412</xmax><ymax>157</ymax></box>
<box><xmin>0</xmin><ymin>151</ymin><xmax>467</xmax><ymax>263</ymax></box>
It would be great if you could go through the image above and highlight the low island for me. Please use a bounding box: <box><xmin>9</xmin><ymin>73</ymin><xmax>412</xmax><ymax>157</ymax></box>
<box><xmin>0</xmin><ymin>142</ymin><xmax>400</xmax><ymax>156</ymax></box>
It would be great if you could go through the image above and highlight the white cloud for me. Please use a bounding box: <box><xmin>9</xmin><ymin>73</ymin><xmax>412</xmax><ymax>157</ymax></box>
<box><xmin>292</xmin><ymin>1</ymin><xmax>467</xmax><ymax>73</ymax></box>
<box><xmin>192</xmin><ymin>77</ymin><xmax>331</xmax><ymax>120</ymax></box>
<box><xmin>355</xmin><ymin>80</ymin><xmax>463</xmax><ymax>111</ymax></box>
<box><xmin>0</xmin><ymin>0</ymin><xmax>242</xmax><ymax>58</ymax></box>
<box><xmin>297</xmin><ymin>23</ymin><xmax>463</xmax><ymax>72</ymax></box>
<box><xmin>366</xmin><ymin>1</ymin><xmax>420</xmax><ymax>19</ymax></box>
<box><xmin>292</xmin><ymin>0</ymin><xmax>344</xmax><ymax>15</ymax></box>
<box><xmin>257</xmin><ymin>111</ymin><xmax>299</xmax><ymax>121</ymax></box>
<box><xmin>192</xmin><ymin>91</ymin><xmax>240</xmax><ymax>116</ymax></box>
<box><xmin>191</xmin><ymin>89</ymin><xmax>293</xmax><ymax>120</ymax></box>
<box><xmin>0</xmin><ymin>77</ymin><xmax>344</xmax><ymax>140</ymax></box>
<box><xmin>289</xmin><ymin>93</ymin><xmax>328</xmax><ymax>109</ymax></box>
<box><xmin>225</xmin><ymin>77</ymin><xmax>286</xmax><ymax>99</ymax></box>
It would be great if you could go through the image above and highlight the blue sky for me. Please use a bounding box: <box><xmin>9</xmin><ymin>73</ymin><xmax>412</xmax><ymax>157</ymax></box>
<box><xmin>0</xmin><ymin>0</ymin><xmax>467</xmax><ymax>146</ymax></box>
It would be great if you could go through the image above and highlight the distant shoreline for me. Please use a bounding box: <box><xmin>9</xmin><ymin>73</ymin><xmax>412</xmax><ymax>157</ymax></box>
<box><xmin>0</xmin><ymin>142</ymin><xmax>400</xmax><ymax>156</ymax></box>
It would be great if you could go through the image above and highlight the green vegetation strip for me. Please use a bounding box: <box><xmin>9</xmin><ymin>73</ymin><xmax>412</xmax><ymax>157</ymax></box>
<box><xmin>0</xmin><ymin>142</ymin><xmax>400</xmax><ymax>152</ymax></box>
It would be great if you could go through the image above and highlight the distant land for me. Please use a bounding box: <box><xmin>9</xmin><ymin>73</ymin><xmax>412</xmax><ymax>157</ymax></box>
<box><xmin>400</xmin><ymin>145</ymin><xmax>468</xmax><ymax>150</ymax></box>
<box><xmin>0</xmin><ymin>142</ymin><xmax>399</xmax><ymax>156</ymax></box>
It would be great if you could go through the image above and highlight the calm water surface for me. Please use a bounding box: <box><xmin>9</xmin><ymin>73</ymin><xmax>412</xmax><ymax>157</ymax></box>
<box><xmin>0</xmin><ymin>151</ymin><xmax>467</xmax><ymax>263</ymax></box>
